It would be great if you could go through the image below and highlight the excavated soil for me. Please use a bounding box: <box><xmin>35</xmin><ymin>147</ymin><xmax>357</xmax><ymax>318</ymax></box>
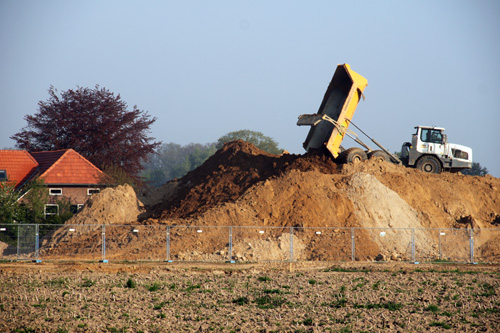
<box><xmin>140</xmin><ymin>140</ymin><xmax>500</xmax><ymax>229</ymax></box>
<box><xmin>26</xmin><ymin>140</ymin><xmax>500</xmax><ymax>262</ymax></box>
<box><xmin>140</xmin><ymin>141</ymin><xmax>341</xmax><ymax>220</ymax></box>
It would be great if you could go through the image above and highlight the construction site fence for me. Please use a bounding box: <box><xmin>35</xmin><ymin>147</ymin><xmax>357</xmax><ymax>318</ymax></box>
<box><xmin>0</xmin><ymin>224</ymin><xmax>499</xmax><ymax>264</ymax></box>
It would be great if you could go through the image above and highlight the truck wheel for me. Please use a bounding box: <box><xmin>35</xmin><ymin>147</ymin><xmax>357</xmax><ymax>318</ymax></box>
<box><xmin>368</xmin><ymin>150</ymin><xmax>390</xmax><ymax>162</ymax></box>
<box><xmin>416</xmin><ymin>156</ymin><xmax>442</xmax><ymax>174</ymax></box>
<box><xmin>340</xmin><ymin>147</ymin><xmax>367</xmax><ymax>164</ymax></box>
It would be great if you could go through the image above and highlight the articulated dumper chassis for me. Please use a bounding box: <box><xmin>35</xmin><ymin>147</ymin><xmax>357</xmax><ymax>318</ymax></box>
<box><xmin>297</xmin><ymin>64</ymin><xmax>472</xmax><ymax>173</ymax></box>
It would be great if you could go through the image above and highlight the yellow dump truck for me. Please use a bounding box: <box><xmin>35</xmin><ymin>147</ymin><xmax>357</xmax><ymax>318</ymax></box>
<box><xmin>297</xmin><ymin>63</ymin><xmax>472</xmax><ymax>173</ymax></box>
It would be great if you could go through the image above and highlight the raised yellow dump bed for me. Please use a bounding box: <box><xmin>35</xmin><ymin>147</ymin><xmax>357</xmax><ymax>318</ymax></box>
<box><xmin>298</xmin><ymin>63</ymin><xmax>368</xmax><ymax>158</ymax></box>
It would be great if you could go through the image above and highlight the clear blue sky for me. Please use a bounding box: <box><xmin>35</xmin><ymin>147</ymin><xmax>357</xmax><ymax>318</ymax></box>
<box><xmin>1</xmin><ymin>1</ymin><xmax>499</xmax><ymax>177</ymax></box>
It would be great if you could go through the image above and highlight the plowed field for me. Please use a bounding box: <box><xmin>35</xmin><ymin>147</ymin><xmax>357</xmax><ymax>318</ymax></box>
<box><xmin>0</xmin><ymin>262</ymin><xmax>499</xmax><ymax>332</ymax></box>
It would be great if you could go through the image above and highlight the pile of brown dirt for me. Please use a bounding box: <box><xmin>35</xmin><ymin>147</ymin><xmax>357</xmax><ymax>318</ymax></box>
<box><xmin>71</xmin><ymin>184</ymin><xmax>144</xmax><ymax>225</ymax></box>
<box><xmin>40</xmin><ymin>184</ymin><xmax>145</xmax><ymax>255</ymax></box>
<box><xmin>43</xmin><ymin>141</ymin><xmax>500</xmax><ymax>261</ymax></box>
<box><xmin>141</xmin><ymin>141</ymin><xmax>500</xmax><ymax>261</ymax></box>
<box><xmin>140</xmin><ymin>140</ymin><xmax>340</xmax><ymax>220</ymax></box>
<box><xmin>139</xmin><ymin>140</ymin><xmax>500</xmax><ymax>231</ymax></box>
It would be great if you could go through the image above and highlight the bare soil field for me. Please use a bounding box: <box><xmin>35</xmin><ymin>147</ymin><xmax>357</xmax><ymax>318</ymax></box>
<box><xmin>0</xmin><ymin>261</ymin><xmax>499</xmax><ymax>332</ymax></box>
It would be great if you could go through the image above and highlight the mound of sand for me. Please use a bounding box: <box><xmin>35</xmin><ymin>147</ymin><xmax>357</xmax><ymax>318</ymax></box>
<box><xmin>141</xmin><ymin>141</ymin><xmax>500</xmax><ymax>230</ymax></box>
<box><xmin>40</xmin><ymin>184</ymin><xmax>144</xmax><ymax>254</ymax></box>
<box><xmin>70</xmin><ymin>184</ymin><xmax>144</xmax><ymax>225</ymax></box>
<box><xmin>140</xmin><ymin>140</ymin><xmax>339</xmax><ymax>220</ymax></box>
<box><xmin>42</xmin><ymin>141</ymin><xmax>500</xmax><ymax>261</ymax></box>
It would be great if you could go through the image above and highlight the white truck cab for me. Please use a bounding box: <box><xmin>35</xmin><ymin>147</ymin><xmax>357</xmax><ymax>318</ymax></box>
<box><xmin>401</xmin><ymin>126</ymin><xmax>472</xmax><ymax>173</ymax></box>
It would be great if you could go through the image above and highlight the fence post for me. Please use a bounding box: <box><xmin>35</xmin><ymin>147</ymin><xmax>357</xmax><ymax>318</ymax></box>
<box><xmin>469</xmin><ymin>229</ymin><xmax>475</xmax><ymax>264</ymax></box>
<box><xmin>100</xmin><ymin>225</ymin><xmax>108</xmax><ymax>263</ymax></box>
<box><xmin>34</xmin><ymin>224</ymin><xmax>41</xmax><ymax>263</ymax></box>
<box><xmin>438</xmin><ymin>228</ymin><xmax>442</xmax><ymax>261</ymax></box>
<box><xmin>229</xmin><ymin>226</ymin><xmax>235</xmax><ymax>263</ymax></box>
<box><xmin>166</xmin><ymin>226</ymin><xmax>172</xmax><ymax>262</ymax></box>
<box><xmin>351</xmin><ymin>228</ymin><xmax>355</xmax><ymax>262</ymax></box>
<box><xmin>16</xmin><ymin>224</ymin><xmax>20</xmax><ymax>261</ymax></box>
<box><xmin>411</xmin><ymin>228</ymin><xmax>418</xmax><ymax>264</ymax></box>
<box><xmin>290</xmin><ymin>227</ymin><xmax>294</xmax><ymax>262</ymax></box>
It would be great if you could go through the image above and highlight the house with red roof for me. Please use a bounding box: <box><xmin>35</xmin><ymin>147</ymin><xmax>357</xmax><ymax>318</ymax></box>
<box><xmin>0</xmin><ymin>150</ymin><xmax>38</xmax><ymax>189</ymax></box>
<box><xmin>0</xmin><ymin>149</ymin><xmax>106</xmax><ymax>216</ymax></box>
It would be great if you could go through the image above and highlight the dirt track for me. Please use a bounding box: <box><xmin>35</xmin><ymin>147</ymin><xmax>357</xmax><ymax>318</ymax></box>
<box><xmin>1</xmin><ymin>261</ymin><xmax>499</xmax><ymax>332</ymax></box>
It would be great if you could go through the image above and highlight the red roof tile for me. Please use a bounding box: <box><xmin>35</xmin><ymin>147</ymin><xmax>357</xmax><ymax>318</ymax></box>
<box><xmin>30</xmin><ymin>149</ymin><xmax>104</xmax><ymax>185</ymax></box>
<box><xmin>0</xmin><ymin>150</ymin><xmax>39</xmax><ymax>189</ymax></box>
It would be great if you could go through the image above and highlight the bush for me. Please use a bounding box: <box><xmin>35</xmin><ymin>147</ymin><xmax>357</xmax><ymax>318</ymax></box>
<box><xmin>125</xmin><ymin>278</ymin><xmax>136</xmax><ymax>289</ymax></box>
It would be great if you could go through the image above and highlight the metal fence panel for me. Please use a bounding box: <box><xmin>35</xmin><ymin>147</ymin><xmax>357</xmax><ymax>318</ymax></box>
<box><xmin>168</xmin><ymin>226</ymin><xmax>228</xmax><ymax>262</ymax></box>
<box><xmin>104</xmin><ymin>225</ymin><xmax>167</xmax><ymax>261</ymax></box>
<box><xmin>354</xmin><ymin>228</ymin><xmax>414</xmax><ymax>262</ymax></box>
<box><xmin>436</xmin><ymin>228</ymin><xmax>471</xmax><ymax>263</ymax></box>
<box><xmin>38</xmin><ymin>224</ymin><xmax>102</xmax><ymax>261</ymax></box>
<box><xmin>0</xmin><ymin>224</ymin><xmax>19</xmax><ymax>259</ymax></box>
<box><xmin>294</xmin><ymin>227</ymin><xmax>352</xmax><ymax>262</ymax></box>
<box><xmin>413</xmin><ymin>228</ymin><xmax>439</xmax><ymax>263</ymax></box>
<box><xmin>2</xmin><ymin>223</ymin><xmax>500</xmax><ymax>263</ymax></box>
<box><xmin>16</xmin><ymin>224</ymin><xmax>37</xmax><ymax>260</ymax></box>
<box><xmin>473</xmin><ymin>228</ymin><xmax>500</xmax><ymax>263</ymax></box>
<box><xmin>231</xmin><ymin>227</ymin><xmax>292</xmax><ymax>262</ymax></box>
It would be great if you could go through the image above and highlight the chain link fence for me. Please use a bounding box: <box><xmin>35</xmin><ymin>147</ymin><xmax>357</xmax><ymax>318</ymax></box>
<box><xmin>1</xmin><ymin>224</ymin><xmax>499</xmax><ymax>263</ymax></box>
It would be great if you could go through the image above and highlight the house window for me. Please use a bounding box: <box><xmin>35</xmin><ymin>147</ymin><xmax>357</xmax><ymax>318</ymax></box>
<box><xmin>44</xmin><ymin>204</ymin><xmax>59</xmax><ymax>218</ymax></box>
<box><xmin>49</xmin><ymin>188</ymin><xmax>63</xmax><ymax>196</ymax></box>
<box><xmin>87</xmin><ymin>188</ymin><xmax>100</xmax><ymax>195</ymax></box>
<box><xmin>0</xmin><ymin>170</ymin><xmax>7</xmax><ymax>181</ymax></box>
<box><xmin>70</xmin><ymin>204</ymin><xmax>85</xmax><ymax>214</ymax></box>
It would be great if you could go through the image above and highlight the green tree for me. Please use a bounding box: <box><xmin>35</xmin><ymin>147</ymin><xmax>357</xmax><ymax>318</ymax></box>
<box><xmin>141</xmin><ymin>143</ymin><xmax>217</xmax><ymax>187</ymax></box>
<box><xmin>0</xmin><ymin>178</ymin><xmax>75</xmax><ymax>225</ymax></box>
<box><xmin>461</xmin><ymin>162</ymin><xmax>488</xmax><ymax>176</ymax></box>
<box><xmin>216</xmin><ymin>129</ymin><xmax>282</xmax><ymax>154</ymax></box>
<box><xmin>0</xmin><ymin>182</ymin><xmax>23</xmax><ymax>223</ymax></box>
<box><xmin>19</xmin><ymin>178</ymin><xmax>50</xmax><ymax>224</ymax></box>
<box><xmin>43</xmin><ymin>196</ymin><xmax>74</xmax><ymax>224</ymax></box>
<box><xmin>100</xmin><ymin>165</ymin><xmax>139</xmax><ymax>189</ymax></box>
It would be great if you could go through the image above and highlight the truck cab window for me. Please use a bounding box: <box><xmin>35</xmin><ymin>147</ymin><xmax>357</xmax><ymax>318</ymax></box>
<box><xmin>421</xmin><ymin>129</ymin><xmax>442</xmax><ymax>144</ymax></box>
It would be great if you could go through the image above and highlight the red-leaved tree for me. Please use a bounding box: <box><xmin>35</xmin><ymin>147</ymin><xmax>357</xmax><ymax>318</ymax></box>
<box><xmin>11</xmin><ymin>85</ymin><xmax>161</xmax><ymax>181</ymax></box>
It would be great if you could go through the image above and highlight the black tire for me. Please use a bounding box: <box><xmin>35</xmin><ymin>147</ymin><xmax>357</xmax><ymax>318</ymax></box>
<box><xmin>368</xmin><ymin>150</ymin><xmax>390</xmax><ymax>162</ymax></box>
<box><xmin>416</xmin><ymin>155</ymin><xmax>442</xmax><ymax>174</ymax></box>
<box><xmin>340</xmin><ymin>147</ymin><xmax>367</xmax><ymax>164</ymax></box>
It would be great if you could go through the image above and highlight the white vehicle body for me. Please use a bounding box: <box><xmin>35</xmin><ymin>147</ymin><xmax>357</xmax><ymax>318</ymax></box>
<box><xmin>401</xmin><ymin>126</ymin><xmax>472</xmax><ymax>173</ymax></box>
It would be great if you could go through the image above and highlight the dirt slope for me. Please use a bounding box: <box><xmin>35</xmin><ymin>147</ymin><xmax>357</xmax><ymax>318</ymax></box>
<box><xmin>39</xmin><ymin>184</ymin><xmax>144</xmax><ymax>255</ymax></box>
<box><xmin>140</xmin><ymin>140</ymin><xmax>339</xmax><ymax>220</ymax></box>
<box><xmin>41</xmin><ymin>141</ymin><xmax>500</xmax><ymax>261</ymax></box>
<box><xmin>71</xmin><ymin>184</ymin><xmax>144</xmax><ymax>225</ymax></box>
<box><xmin>141</xmin><ymin>140</ymin><xmax>500</xmax><ymax>230</ymax></box>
